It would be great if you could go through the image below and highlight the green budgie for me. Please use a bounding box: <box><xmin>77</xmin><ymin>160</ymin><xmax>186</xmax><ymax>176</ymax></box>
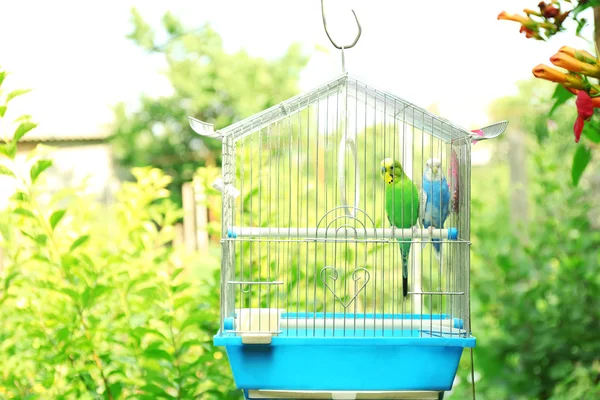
<box><xmin>380</xmin><ymin>158</ymin><xmax>420</xmax><ymax>297</ymax></box>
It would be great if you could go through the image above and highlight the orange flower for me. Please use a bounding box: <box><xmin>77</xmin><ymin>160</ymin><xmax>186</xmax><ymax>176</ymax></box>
<box><xmin>498</xmin><ymin>11</ymin><xmax>539</xmax><ymax>30</ymax></box>
<box><xmin>532</xmin><ymin>64</ymin><xmax>587</xmax><ymax>89</ymax></box>
<box><xmin>498</xmin><ymin>11</ymin><xmax>545</xmax><ymax>39</ymax></box>
<box><xmin>550</xmin><ymin>52</ymin><xmax>600</xmax><ymax>77</ymax></box>
<box><xmin>520</xmin><ymin>25</ymin><xmax>543</xmax><ymax>40</ymax></box>
<box><xmin>498</xmin><ymin>11</ymin><xmax>530</xmax><ymax>24</ymax></box>
<box><xmin>558</xmin><ymin>46</ymin><xmax>597</xmax><ymax>65</ymax></box>
<box><xmin>523</xmin><ymin>8</ymin><xmax>542</xmax><ymax>16</ymax></box>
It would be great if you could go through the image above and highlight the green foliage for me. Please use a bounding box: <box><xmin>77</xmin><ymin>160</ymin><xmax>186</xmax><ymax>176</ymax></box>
<box><xmin>573</xmin><ymin>0</ymin><xmax>600</xmax><ymax>17</ymax></box>
<box><xmin>549</xmin><ymin>84</ymin><xmax>574</xmax><ymax>118</ymax></box>
<box><xmin>583</xmin><ymin>120</ymin><xmax>600</xmax><ymax>142</ymax></box>
<box><xmin>452</xmin><ymin>79</ymin><xmax>600</xmax><ymax>399</ymax></box>
<box><xmin>499</xmin><ymin>1</ymin><xmax>600</xmax><ymax>186</ymax></box>
<box><xmin>0</xmin><ymin>69</ymin><xmax>240</xmax><ymax>399</ymax></box>
<box><xmin>572</xmin><ymin>144</ymin><xmax>592</xmax><ymax>186</ymax></box>
<box><xmin>111</xmin><ymin>9</ymin><xmax>310</xmax><ymax>206</ymax></box>
<box><xmin>470</xmin><ymin>140</ymin><xmax>600</xmax><ymax>399</ymax></box>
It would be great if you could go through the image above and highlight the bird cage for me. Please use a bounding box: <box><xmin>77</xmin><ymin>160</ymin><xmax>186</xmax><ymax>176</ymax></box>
<box><xmin>189</xmin><ymin>72</ymin><xmax>507</xmax><ymax>399</ymax></box>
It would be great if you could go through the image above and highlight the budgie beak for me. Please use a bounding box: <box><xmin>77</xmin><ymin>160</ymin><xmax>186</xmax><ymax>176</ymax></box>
<box><xmin>380</xmin><ymin>166</ymin><xmax>392</xmax><ymax>184</ymax></box>
<box><xmin>432</xmin><ymin>165</ymin><xmax>439</xmax><ymax>176</ymax></box>
<box><xmin>380</xmin><ymin>159</ymin><xmax>395</xmax><ymax>185</ymax></box>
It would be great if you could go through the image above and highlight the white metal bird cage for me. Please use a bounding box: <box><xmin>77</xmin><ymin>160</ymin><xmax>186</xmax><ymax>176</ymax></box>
<box><xmin>189</xmin><ymin>72</ymin><xmax>507</xmax><ymax>399</ymax></box>
<box><xmin>188</xmin><ymin>6</ymin><xmax>507</xmax><ymax>398</ymax></box>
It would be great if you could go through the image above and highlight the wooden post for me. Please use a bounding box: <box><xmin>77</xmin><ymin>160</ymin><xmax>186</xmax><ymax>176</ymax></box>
<box><xmin>194</xmin><ymin>178</ymin><xmax>209</xmax><ymax>253</ymax></box>
<box><xmin>182</xmin><ymin>182</ymin><xmax>197</xmax><ymax>252</ymax></box>
<box><xmin>174</xmin><ymin>223</ymin><xmax>184</xmax><ymax>247</ymax></box>
<box><xmin>508</xmin><ymin>130</ymin><xmax>528</xmax><ymax>243</ymax></box>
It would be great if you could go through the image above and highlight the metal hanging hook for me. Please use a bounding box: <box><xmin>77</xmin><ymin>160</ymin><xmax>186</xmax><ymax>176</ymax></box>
<box><xmin>320</xmin><ymin>0</ymin><xmax>362</xmax><ymax>50</ymax></box>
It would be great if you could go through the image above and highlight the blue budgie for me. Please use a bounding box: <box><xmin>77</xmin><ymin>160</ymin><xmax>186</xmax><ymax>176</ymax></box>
<box><xmin>421</xmin><ymin>158</ymin><xmax>450</xmax><ymax>261</ymax></box>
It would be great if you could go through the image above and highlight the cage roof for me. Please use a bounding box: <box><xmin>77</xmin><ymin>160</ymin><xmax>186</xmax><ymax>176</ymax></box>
<box><xmin>191</xmin><ymin>73</ymin><xmax>474</xmax><ymax>144</ymax></box>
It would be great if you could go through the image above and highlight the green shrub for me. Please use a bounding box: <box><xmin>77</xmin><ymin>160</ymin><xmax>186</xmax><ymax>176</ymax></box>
<box><xmin>0</xmin><ymin>69</ymin><xmax>240</xmax><ymax>399</ymax></box>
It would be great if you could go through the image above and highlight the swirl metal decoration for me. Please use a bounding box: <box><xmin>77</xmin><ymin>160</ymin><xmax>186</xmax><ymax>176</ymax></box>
<box><xmin>320</xmin><ymin>266</ymin><xmax>370</xmax><ymax>309</ymax></box>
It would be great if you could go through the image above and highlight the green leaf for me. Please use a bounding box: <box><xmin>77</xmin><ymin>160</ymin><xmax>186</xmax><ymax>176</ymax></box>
<box><xmin>14</xmin><ymin>114</ymin><xmax>32</xmax><ymax>123</ymax></box>
<box><xmin>10</xmin><ymin>191</ymin><xmax>30</xmax><ymax>202</ymax></box>
<box><xmin>58</xmin><ymin>287</ymin><xmax>80</xmax><ymax>302</ymax></box>
<box><xmin>56</xmin><ymin>327</ymin><xmax>70</xmax><ymax>342</ymax></box>
<box><xmin>173</xmin><ymin>295</ymin><xmax>194</xmax><ymax>309</ymax></box>
<box><xmin>5</xmin><ymin>89</ymin><xmax>31</xmax><ymax>103</ymax></box>
<box><xmin>30</xmin><ymin>159</ymin><xmax>52</xmax><ymax>183</ymax></box>
<box><xmin>49</xmin><ymin>209</ymin><xmax>66</xmax><ymax>230</ymax></box>
<box><xmin>20</xmin><ymin>230</ymin><xmax>47</xmax><ymax>246</ymax></box>
<box><xmin>139</xmin><ymin>384</ymin><xmax>172</xmax><ymax>398</ymax></box>
<box><xmin>177</xmin><ymin>339</ymin><xmax>202</xmax><ymax>355</ymax></box>
<box><xmin>534</xmin><ymin>116</ymin><xmax>549</xmax><ymax>144</ymax></box>
<box><xmin>132</xmin><ymin>326</ymin><xmax>168</xmax><ymax>341</ymax></box>
<box><xmin>180</xmin><ymin>314</ymin><xmax>205</xmax><ymax>331</ymax></box>
<box><xmin>576</xmin><ymin>19</ymin><xmax>587</xmax><ymax>38</ymax></box>
<box><xmin>572</xmin><ymin>144</ymin><xmax>592</xmax><ymax>186</ymax></box>
<box><xmin>3</xmin><ymin>271</ymin><xmax>19</xmax><ymax>290</ymax></box>
<box><xmin>549</xmin><ymin>85</ymin><xmax>574</xmax><ymax>117</ymax></box>
<box><xmin>143</xmin><ymin>348</ymin><xmax>173</xmax><ymax>362</ymax></box>
<box><xmin>13</xmin><ymin>208</ymin><xmax>35</xmax><ymax>219</ymax></box>
<box><xmin>162</xmin><ymin>11</ymin><xmax>184</xmax><ymax>36</ymax></box>
<box><xmin>81</xmin><ymin>287</ymin><xmax>91</xmax><ymax>308</ymax></box>
<box><xmin>69</xmin><ymin>235</ymin><xmax>90</xmax><ymax>252</ymax></box>
<box><xmin>0</xmin><ymin>106</ymin><xmax>6</xmax><ymax>117</ymax></box>
<box><xmin>0</xmin><ymin>71</ymin><xmax>6</xmax><ymax>87</ymax></box>
<box><xmin>172</xmin><ymin>282</ymin><xmax>191</xmax><ymax>294</ymax></box>
<box><xmin>171</xmin><ymin>267</ymin><xmax>185</xmax><ymax>281</ymax></box>
<box><xmin>243</xmin><ymin>187</ymin><xmax>260</xmax><ymax>212</ymax></box>
<box><xmin>109</xmin><ymin>382</ymin><xmax>123</xmax><ymax>399</ymax></box>
<box><xmin>91</xmin><ymin>285</ymin><xmax>112</xmax><ymax>302</ymax></box>
<box><xmin>582</xmin><ymin>122</ymin><xmax>600</xmax><ymax>143</ymax></box>
<box><xmin>0</xmin><ymin>143</ymin><xmax>16</xmax><ymax>159</ymax></box>
<box><xmin>574</xmin><ymin>0</ymin><xmax>600</xmax><ymax>16</ymax></box>
<box><xmin>0</xmin><ymin>165</ymin><xmax>14</xmax><ymax>177</ymax></box>
<box><xmin>42</xmin><ymin>372</ymin><xmax>55</xmax><ymax>389</ymax></box>
<box><xmin>13</xmin><ymin>121</ymin><xmax>37</xmax><ymax>142</ymax></box>
<box><xmin>128</xmin><ymin>8</ymin><xmax>157</xmax><ymax>52</ymax></box>
<box><xmin>134</xmin><ymin>286</ymin><xmax>160</xmax><ymax>298</ymax></box>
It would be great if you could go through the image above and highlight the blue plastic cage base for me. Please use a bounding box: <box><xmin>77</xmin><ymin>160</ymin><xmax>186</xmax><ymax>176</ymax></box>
<box><xmin>243</xmin><ymin>389</ymin><xmax>446</xmax><ymax>399</ymax></box>
<box><xmin>215</xmin><ymin>313</ymin><xmax>475</xmax><ymax>392</ymax></box>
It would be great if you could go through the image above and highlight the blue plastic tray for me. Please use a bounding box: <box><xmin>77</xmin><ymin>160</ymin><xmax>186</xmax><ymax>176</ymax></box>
<box><xmin>214</xmin><ymin>313</ymin><xmax>475</xmax><ymax>392</ymax></box>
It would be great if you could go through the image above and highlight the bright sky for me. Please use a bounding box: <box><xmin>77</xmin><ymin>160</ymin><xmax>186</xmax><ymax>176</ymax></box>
<box><xmin>0</xmin><ymin>0</ymin><xmax>594</xmax><ymax>138</ymax></box>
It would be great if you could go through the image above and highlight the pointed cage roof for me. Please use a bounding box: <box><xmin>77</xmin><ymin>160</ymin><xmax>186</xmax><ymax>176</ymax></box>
<box><xmin>189</xmin><ymin>73</ymin><xmax>473</xmax><ymax>144</ymax></box>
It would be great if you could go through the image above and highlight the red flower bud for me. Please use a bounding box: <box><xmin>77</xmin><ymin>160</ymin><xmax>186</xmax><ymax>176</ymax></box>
<box><xmin>574</xmin><ymin>116</ymin><xmax>584</xmax><ymax>143</ymax></box>
<box><xmin>543</xmin><ymin>5</ymin><xmax>559</xmax><ymax>18</ymax></box>
<box><xmin>577</xmin><ymin>91</ymin><xmax>594</xmax><ymax>120</ymax></box>
<box><xmin>574</xmin><ymin>91</ymin><xmax>595</xmax><ymax>143</ymax></box>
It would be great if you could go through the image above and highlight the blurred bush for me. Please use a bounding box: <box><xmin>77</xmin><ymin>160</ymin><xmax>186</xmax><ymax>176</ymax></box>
<box><xmin>111</xmin><ymin>9</ymin><xmax>310</xmax><ymax>207</ymax></box>
<box><xmin>0</xmin><ymin>69</ymin><xmax>240</xmax><ymax>399</ymax></box>
<box><xmin>450</xmin><ymin>80</ymin><xmax>600</xmax><ymax>399</ymax></box>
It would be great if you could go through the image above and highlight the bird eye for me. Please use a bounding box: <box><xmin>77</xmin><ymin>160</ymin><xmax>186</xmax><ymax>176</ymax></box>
<box><xmin>390</xmin><ymin>166</ymin><xmax>394</xmax><ymax>170</ymax></box>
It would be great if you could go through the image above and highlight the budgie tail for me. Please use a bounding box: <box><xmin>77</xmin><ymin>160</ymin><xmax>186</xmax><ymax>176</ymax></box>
<box><xmin>432</xmin><ymin>239</ymin><xmax>441</xmax><ymax>261</ymax></box>
<box><xmin>401</xmin><ymin>245</ymin><xmax>409</xmax><ymax>298</ymax></box>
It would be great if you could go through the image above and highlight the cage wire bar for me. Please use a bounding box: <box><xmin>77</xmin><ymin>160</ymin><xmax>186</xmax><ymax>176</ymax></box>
<box><xmin>210</xmin><ymin>74</ymin><xmax>472</xmax><ymax>341</ymax></box>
